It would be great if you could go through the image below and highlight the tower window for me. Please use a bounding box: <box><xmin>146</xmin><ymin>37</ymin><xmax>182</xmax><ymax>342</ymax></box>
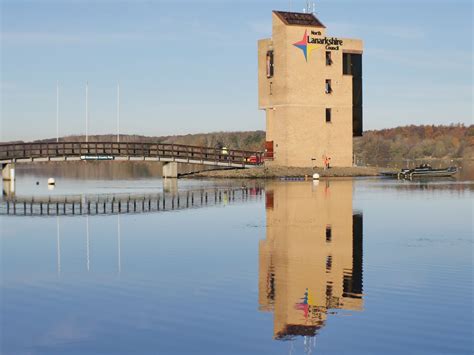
<box><xmin>326</xmin><ymin>108</ymin><xmax>332</xmax><ymax>123</ymax></box>
<box><xmin>326</xmin><ymin>225</ymin><xmax>332</xmax><ymax>242</ymax></box>
<box><xmin>266</xmin><ymin>50</ymin><xmax>274</xmax><ymax>78</ymax></box>
<box><xmin>325</xmin><ymin>51</ymin><xmax>332</xmax><ymax>66</ymax></box>
<box><xmin>325</xmin><ymin>79</ymin><xmax>332</xmax><ymax>94</ymax></box>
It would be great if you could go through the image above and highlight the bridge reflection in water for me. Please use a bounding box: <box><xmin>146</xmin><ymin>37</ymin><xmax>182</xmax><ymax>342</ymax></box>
<box><xmin>1</xmin><ymin>186</ymin><xmax>262</xmax><ymax>216</ymax></box>
<box><xmin>259</xmin><ymin>180</ymin><xmax>363</xmax><ymax>347</ymax></box>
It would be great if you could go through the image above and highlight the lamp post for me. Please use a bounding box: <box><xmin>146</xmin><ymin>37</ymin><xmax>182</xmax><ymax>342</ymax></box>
<box><xmin>85</xmin><ymin>82</ymin><xmax>89</xmax><ymax>143</ymax></box>
<box><xmin>56</xmin><ymin>81</ymin><xmax>59</xmax><ymax>143</ymax></box>
<box><xmin>117</xmin><ymin>83</ymin><xmax>120</xmax><ymax>143</ymax></box>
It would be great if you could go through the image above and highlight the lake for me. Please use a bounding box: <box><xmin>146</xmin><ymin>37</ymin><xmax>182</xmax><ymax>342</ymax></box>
<box><xmin>1</xmin><ymin>168</ymin><xmax>473</xmax><ymax>354</ymax></box>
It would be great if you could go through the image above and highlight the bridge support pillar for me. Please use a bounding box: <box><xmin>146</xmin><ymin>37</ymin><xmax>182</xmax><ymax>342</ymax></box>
<box><xmin>162</xmin><ymin>162</ymin><xmax>178</xmax><ymax>179</ymax></box>
<box><xmin>2</xmin><ymin>163</ymin><xmax>15</xmax><ymax>182</ymax></box>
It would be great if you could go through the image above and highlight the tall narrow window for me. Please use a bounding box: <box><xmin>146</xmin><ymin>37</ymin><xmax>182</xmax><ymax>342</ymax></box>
<box><xmin>343</xmin><ymin>52</ymin><xmax>363</xmax><ymax>136</ymax></box>
<box><xmin>326</xmin><ymin>108</ymin><xmax>332</xmax><ymax>123</ymax></box>
<box><xmin>266</xmin><ymin>50</ymin><xmax>274</xmax><ymax>78</ymax></box>
<box><xmin>325</xmin><ymin>51</ymin><xmax>332</xmax><ymax>66</ymax></box>
<box><xmin>326</xmin><ymin>225</ymin><xmax>332</xmax><ymax>242</ymax></box>
<box><xmin>343</xmin><ymin>53</ymin><xmax>351</xmax><ymax>75</ymax></box>
<box><xmin>325</xmin><ymin>79</ymin><xmax>332</xmax><ymax>94</ymax></box>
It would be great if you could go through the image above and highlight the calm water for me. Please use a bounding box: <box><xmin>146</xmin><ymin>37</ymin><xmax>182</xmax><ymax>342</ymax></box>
<box><xmin>1</xmin><ymin>170</ymin><xmax>473</xmax><ymax>354</ymax></box>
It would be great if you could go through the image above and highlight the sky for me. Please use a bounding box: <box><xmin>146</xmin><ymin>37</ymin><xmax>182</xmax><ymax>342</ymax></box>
<box><xmin>1</xmin><ymin>0</ymin><xmax>472</xmax><ymax>141</ymax></box>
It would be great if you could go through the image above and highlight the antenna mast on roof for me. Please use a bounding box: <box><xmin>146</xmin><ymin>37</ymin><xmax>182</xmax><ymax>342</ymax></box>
<box><xmin>303</xmin><ymin>1</ymin><xmax>317</xmax><ymax>14</ymax></box>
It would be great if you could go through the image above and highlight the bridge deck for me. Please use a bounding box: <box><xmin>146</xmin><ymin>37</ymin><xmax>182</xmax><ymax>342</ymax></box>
<box><xmin>0</xmin><ymin>142</ymin><xmax>264</xmax><ymax>168</ymax></box>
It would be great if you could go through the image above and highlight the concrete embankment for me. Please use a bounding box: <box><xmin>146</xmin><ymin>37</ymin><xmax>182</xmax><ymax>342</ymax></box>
<box><xmin>186</xmin><ymin>166</ymin><xmax>395</xmax><ymax>179</ymax></box>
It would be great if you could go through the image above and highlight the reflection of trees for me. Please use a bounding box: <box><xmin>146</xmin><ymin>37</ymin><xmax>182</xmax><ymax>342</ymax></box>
<box><xmin>259</xmin><ymin>181</ymin><xmax>363</xmax><ymax>342</ymax></box>
<box><xmin>373</xmin><ymin>180</ymin><xmax>474</xmax><ymax>193</ymax></box>
<box><xmin>15</xmin><ymin>161</ymin><xmax>214</xmax><ymax>179</ymax></box>
<box><xmin>17</xmin><ymin>161</ymin><xmax>159</xmax><ymax>179</ymax></box>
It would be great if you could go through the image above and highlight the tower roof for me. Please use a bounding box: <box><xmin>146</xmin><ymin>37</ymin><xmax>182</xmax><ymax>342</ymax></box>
<box><xmin>273</xmin><ymin>10</ymin><xmax>326</xmax><ymax>28</ymax></box>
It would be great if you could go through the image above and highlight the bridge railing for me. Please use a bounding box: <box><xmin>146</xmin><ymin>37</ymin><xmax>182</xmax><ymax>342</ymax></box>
<box><xmin>0</xmin><ymin>142</ymin><xmax>264</xmax><ymax>166</ymax></box>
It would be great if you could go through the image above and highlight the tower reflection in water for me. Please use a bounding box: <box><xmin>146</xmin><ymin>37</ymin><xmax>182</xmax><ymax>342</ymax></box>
<box><xmin>259</xmin><ymin>180</ymin><xmax>363</xmax><ymax>341</ymax></box>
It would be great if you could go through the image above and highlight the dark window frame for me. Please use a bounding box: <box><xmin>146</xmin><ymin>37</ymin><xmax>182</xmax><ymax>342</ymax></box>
<box><xmin>325</xmin><ymin>79</ymin><xmax>332</xmax><ymax>94</ymax></box>
<box><xmin>326</xmin><ymin>108</ymin><xmax>332</xmax><ymax>123</ymax></box>
<box><xmin>266</xmin><ymin>50</ymin><xmax>274</xmax><ymax>78</ymax></box>
<box><xmin>325</xmin><ymin>51</ymin><xmax>332</xmax><ymax>66</ymax></box>
<box><xmin>326</xmin><ymin>225</ymin><xmax>332</xmax><ymax>242</ymax></box>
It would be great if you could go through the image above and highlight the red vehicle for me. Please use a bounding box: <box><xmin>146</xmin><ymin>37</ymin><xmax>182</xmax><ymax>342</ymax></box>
<box><xmin>246</xmin><ymin>155</ymin><xmax>262</xmax><ymax>164</ymax></box>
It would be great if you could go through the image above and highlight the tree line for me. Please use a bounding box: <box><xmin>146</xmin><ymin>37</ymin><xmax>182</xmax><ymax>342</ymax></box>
<box><xmin>354</xmin><ymin>124</ymin><xmax>473</xmax><ymax>164</ymax></box>
<box><xmin>24</xmin><ymin>124</ymin><xmax>474</xmax><ymax>162</ymax></box>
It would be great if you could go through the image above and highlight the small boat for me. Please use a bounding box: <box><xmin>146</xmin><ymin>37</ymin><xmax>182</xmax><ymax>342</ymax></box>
<box><xmin>396</xmin><ymin>164</ymin><xmax>458</xmax><ymax>179</ymax></box>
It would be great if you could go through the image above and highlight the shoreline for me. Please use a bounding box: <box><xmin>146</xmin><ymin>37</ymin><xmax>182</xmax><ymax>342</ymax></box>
<box><xmin>184</xmin><ymin>166</ymin><xmax>396</xmax><ymax>179</ymax></box>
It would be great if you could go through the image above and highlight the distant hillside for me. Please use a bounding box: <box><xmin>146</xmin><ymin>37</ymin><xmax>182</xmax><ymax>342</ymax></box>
<box><xmin>354</xmin><ymin>124</ymin><xmax>473</xmax><ymax>164</ymax></box>
<box><xmin>35</xmin><ymin>131</ymin><xmax>266</xmax><ymax>152</ymax></box>
<box><xmin>23</xmin><ymin>124</ymin><xmax>474</xmax><ymax>162</ymax></box>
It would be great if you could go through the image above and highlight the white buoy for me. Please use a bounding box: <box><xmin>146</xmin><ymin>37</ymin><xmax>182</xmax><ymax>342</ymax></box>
<box><xmin>48</xmin><ymin>178</ymin><xmax>56</xmax><ymax>185</ymax></box>
<box><xmin>312</xmin><ymin>173</ymin><xmax>320</xmax><ymax>180</ymax></box>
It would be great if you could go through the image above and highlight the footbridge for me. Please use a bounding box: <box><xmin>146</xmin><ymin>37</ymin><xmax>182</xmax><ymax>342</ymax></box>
<box><xmin>0</xmin><ymin>141</ymin><xmax>264</xmax><ymax>183</ymax></box>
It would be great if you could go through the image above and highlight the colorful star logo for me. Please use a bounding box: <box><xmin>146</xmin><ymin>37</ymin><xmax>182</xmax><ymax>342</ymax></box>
<box><xmin>293</xmin><ymin>30</ymin><xmax>320</xmax><ymax>62</ymax></box>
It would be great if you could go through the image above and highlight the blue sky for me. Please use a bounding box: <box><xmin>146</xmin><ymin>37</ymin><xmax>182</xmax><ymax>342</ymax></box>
<box><xmin>1</xmin><ymin>0</ymin><xmax>472</xmax><ymax>141</ymax></box>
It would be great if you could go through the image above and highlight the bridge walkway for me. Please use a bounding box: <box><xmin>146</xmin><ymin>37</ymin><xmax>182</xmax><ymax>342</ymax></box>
<box><xmin>0</xmin><ymin>141</ymin><xmax>264</xmax><ymax>168</ymax></box>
